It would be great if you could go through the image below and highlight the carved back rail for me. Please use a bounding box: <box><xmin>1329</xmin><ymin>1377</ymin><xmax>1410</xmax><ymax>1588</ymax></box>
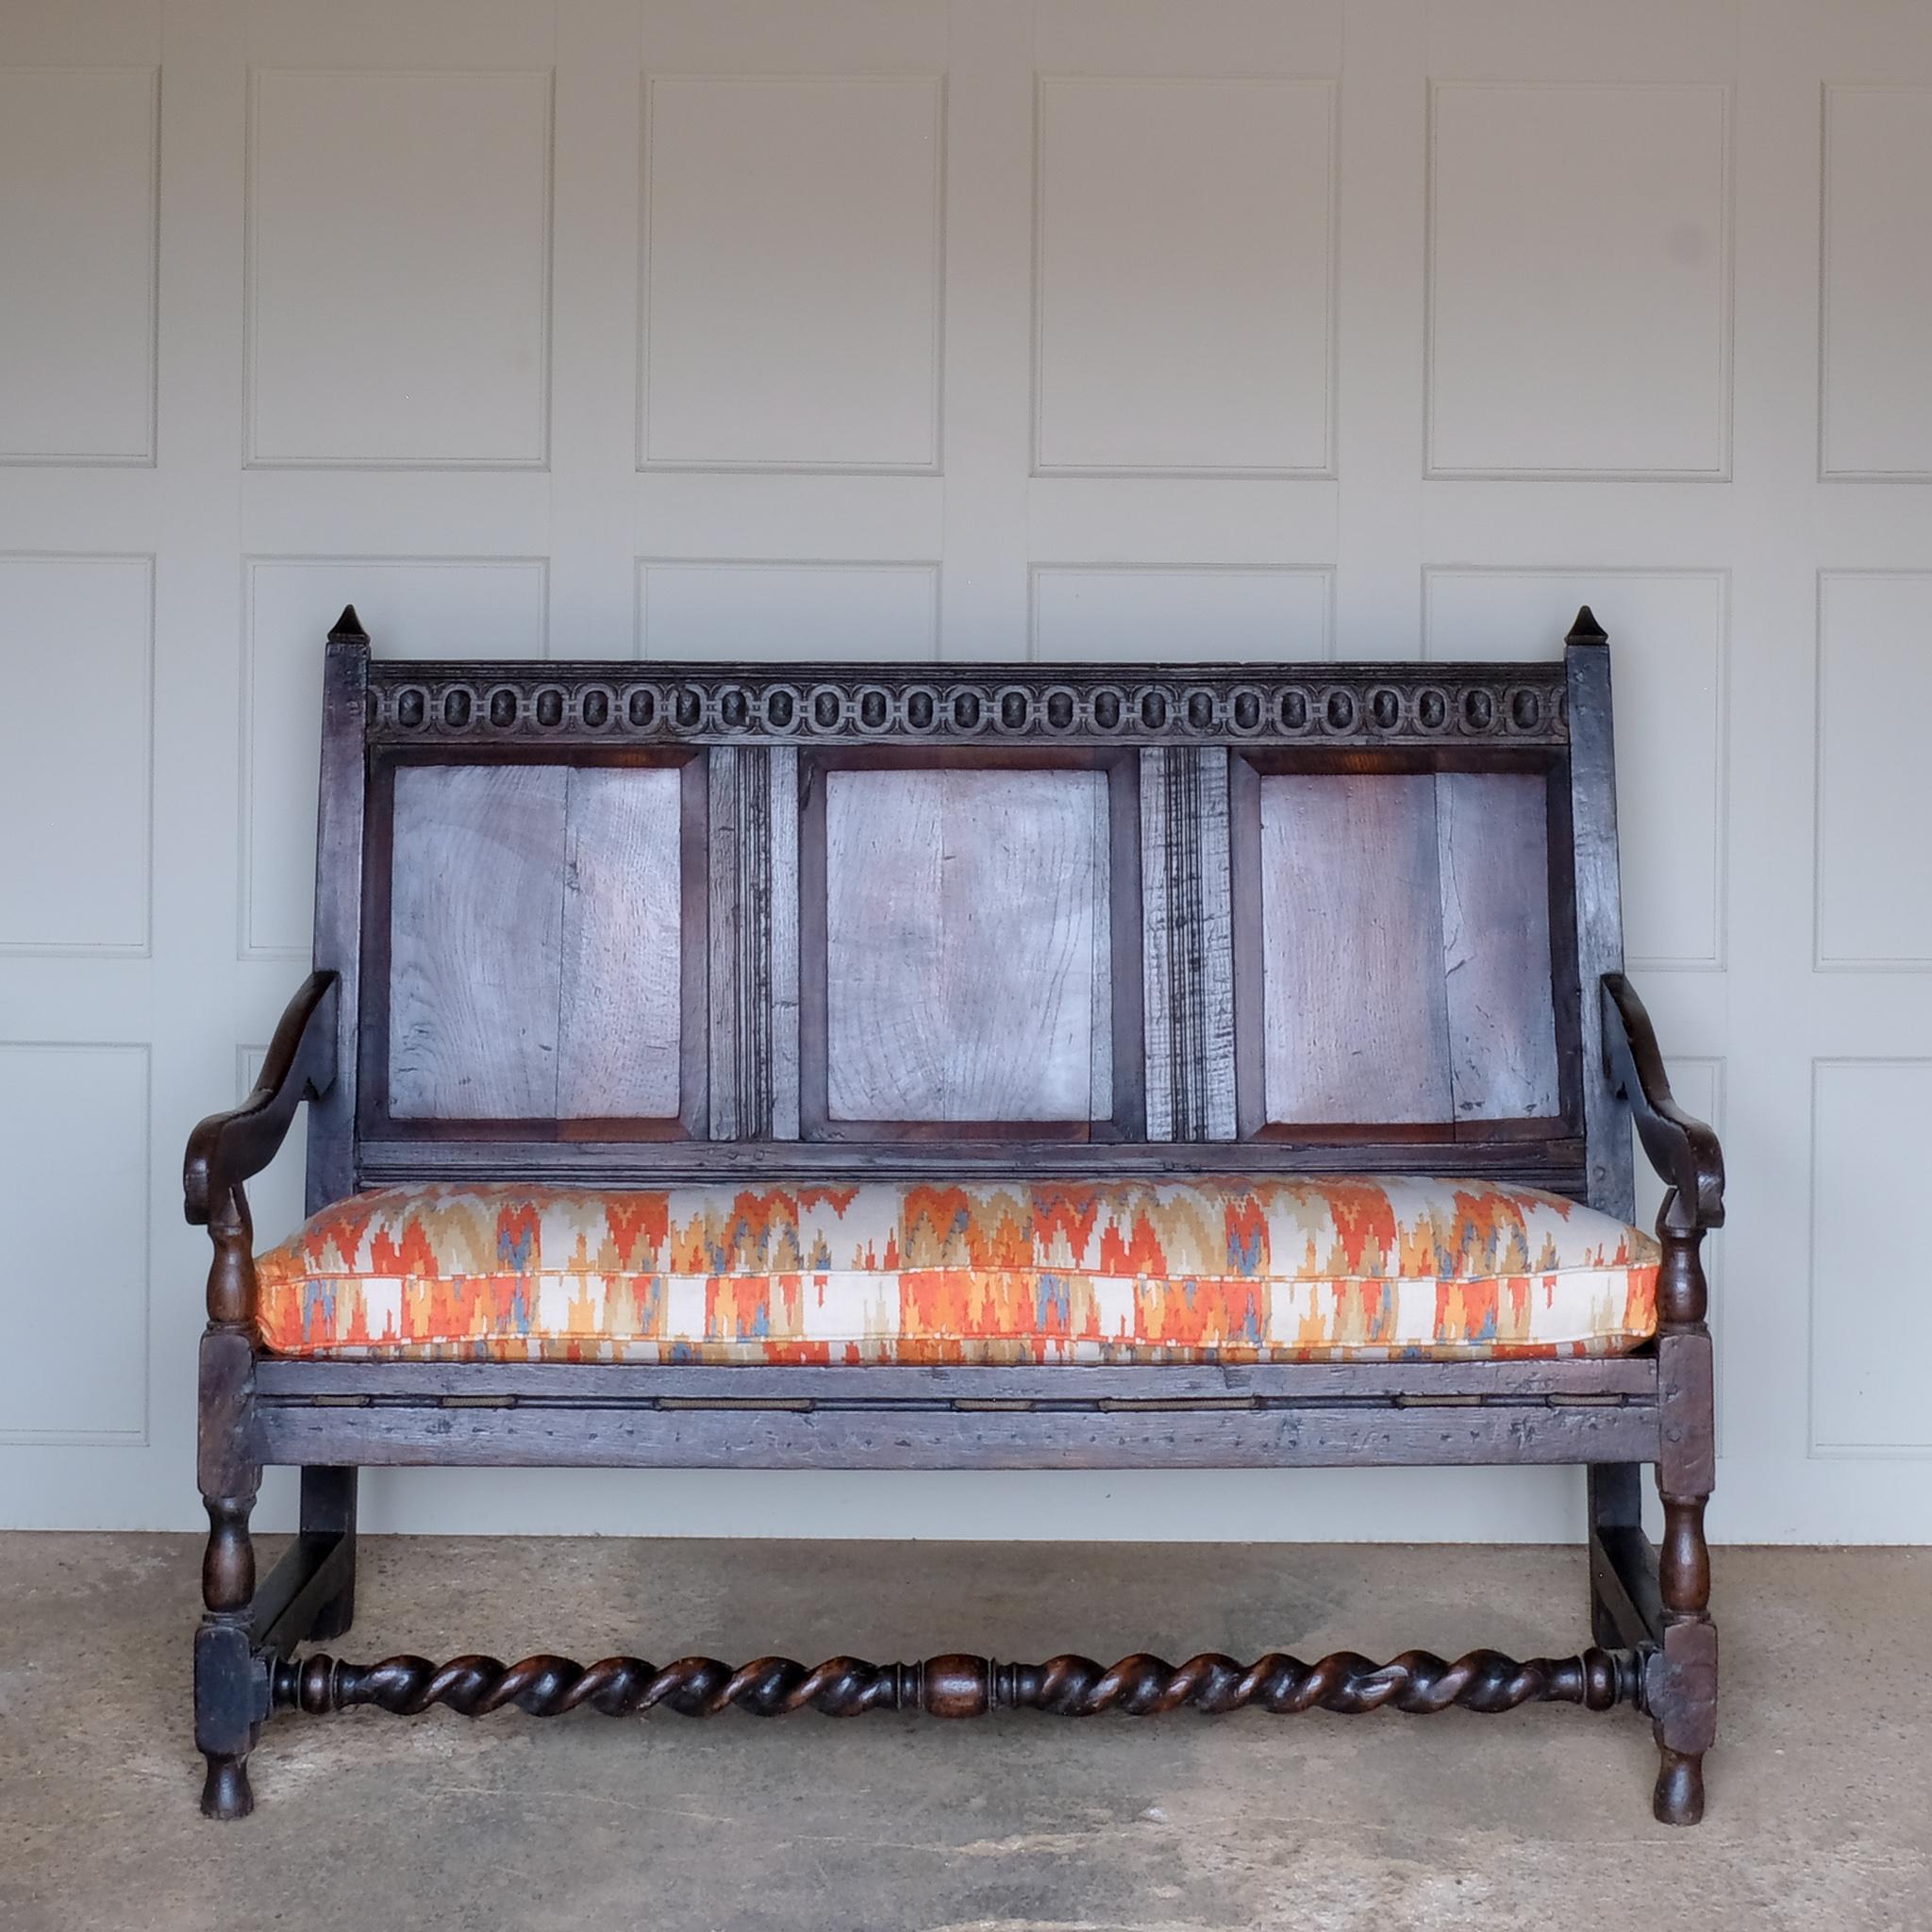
<box><xmin>304</xmin><ymin>608</ymin><xmax>1634</xmax><ymax>1219</ymax></box>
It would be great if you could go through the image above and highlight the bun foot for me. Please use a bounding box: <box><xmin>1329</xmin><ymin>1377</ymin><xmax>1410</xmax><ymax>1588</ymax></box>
<box><xmin>200</xmin><ymin>1753</ymin><xmax>254</xmax><ymax>1821</ymax></box>
<box><xmin>1653</xmin><ymin>1747</ymin><xmax>1705</xmax><ymax>1826</ymax></box>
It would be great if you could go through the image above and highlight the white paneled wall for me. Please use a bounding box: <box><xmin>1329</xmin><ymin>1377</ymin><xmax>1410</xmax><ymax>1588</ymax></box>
<box><xmin>3</xmin><ymin>0</ymin><xmax>1929</xmax><ymax>1542</ymax></box>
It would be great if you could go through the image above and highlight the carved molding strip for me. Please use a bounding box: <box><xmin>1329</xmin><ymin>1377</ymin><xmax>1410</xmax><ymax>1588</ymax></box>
<box><xmin>363</xmin><ymin>661</ymin><xmax>1570</xmax><ymax>749</ymax></box>
<box><xmin>1142</xmin><ymin>747</ymin><xmax>1237</xmax><ymax>1142</ymax></box>
<box><xmin>708</xmin><ymin>746</ymin><xmax>799</xmax><ymax>1141</ymax></box>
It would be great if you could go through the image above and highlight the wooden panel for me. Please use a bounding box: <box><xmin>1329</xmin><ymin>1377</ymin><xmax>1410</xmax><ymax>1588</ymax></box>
<box><xmin>1818</xmin><ymin>572</ymin><xmax>1932</xmax><ymax>966</ymax></box>
<box><xmin>305</xmin><ymin>630</ymin><xmax>366</xmax><ymax>1210</ymax></box>
<box><xmin>1428</xmin><ymin>82</ymin><xmax>1729</xmax><ymax>477</ymax></box>
<box><xmin>641</xmin><ymin>562</ymin><xmax>938</xmax><ymax>661</ymax></box>
<box><xmin>558</xmin><ymin>767</ymin><xmax>683</xmax><ymax>1119</ymax></box>
<box><xmin>1822</xmin><ymin>86</ymin><xmax>1932</xmax><ymax>478</ymax></box>
<box><xmin>1034</xmin><ymin>77</ymin><xmax>1334</xmax><ymax>474</ymax></box>
<box><xmin>0</xmin><ymin>1044</ymin><xmax>148</xmax><ymax>1441</ymax></box>
<box><xmin>1141</xmin><ymin>747</ymin><xmax>1236</xmax><ymax>1141</ymax></box>
<box><xmin>824</xmin><ymin>769</ymin><xmax>1110</xmax><ymax>1123</ymax></box>
<box><xmin>824</xmin><ymin>769</ymin><xmax>942</xmax><ymax>1118</ymax></box>
<box><xmin>0</xmin><ymin>555</ymin><xmax>152</xmax><ymax>952</ymax></box>
<box><xmin>389</xmin><ymin>765</ymin><xmax>568</xmax><ymax>1119</ymax></box>
<box><xmin>1033</xmin><ymin>566</ymin><xmax>1330</xmax><ymax>661</ymax></box>
<box><xmin>358</xmin><ymin>1133</ymin><xmax>1590</xmax><ymax>1193</ymax></box>
<box><xmin>258</xmin><ymin>1396</ymin><xmax>1659</xmax><ymax>1474</ymax></box>
<box><xmin>641</xmin><ymin>75</ymin><xmax>941</xmax><ymax>468</ymax></box>
<box><xmin>1810</xmin><ymin>1060</ymin><xmax>1932</xmax><ymax>1454</ymax></box>
<box><xmin>257</xmin><ymin>1355</ymin><xmax>1657</xmax><ymax>1404</ymax></box>
<box><xmin>0</xmin><ymin>66</ymin><xmax>157</xmax><ymax>462</ymax></box>
<box><xmin>708</xmin><ymin>746</ymin><xmax>800</xmax><ymax>1139</ymax></box>
<box><xmin>1566</xmin><ymin>630</ymin><xmax>1636</xmax><ymax>1218</ymax></box>
<box><xmin>1437</xmin><ymin>772</ymin><xmax>1560</xmax><ymax>1120</ymax></box>
<box><xmin>1259</xmin><ymin>774</ymin><xmax>1452</xmax><ymax>1124</ymax></box>
<box><xmin>247</xmin><ymin>69</ymin><xmax>550</xmax><ymax>463</ymax></box>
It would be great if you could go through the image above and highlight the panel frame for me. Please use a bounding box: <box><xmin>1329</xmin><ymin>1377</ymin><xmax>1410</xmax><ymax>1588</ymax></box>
<box><xmin>1819</xmin><ymin>81</ymin><xmax>1932</xmax><ymax>485</ymax></box>
<box><xmin>1424</xmin><ymin>78</ymin><xmax>1735</xmax><ymax>483</ymax></box>
<box><xmin>1030</xmin><ymin>72</ymin><xmax>1340</xmax><ymax>480</ymax></box>
<box><xmin>0</xmin><ymin>1039</ymin><xmax>151</xmax><ymax>1446</ymax></box>
<box><xmin>636</xmin><ymin>70</ymin><xmax>947</xmax><ymax>476</ymax></box>
<box><xmin>0</xmin><ymin>63</ymin><xmax>160</xmax><ymax>468</ymax></box>
<box><xmin>0</xmin><ymin>549</ymin><xmax>156</xmax><ymax>958</ymax></box>
<box><xmin>325</xmin><ymin>650</ymin><xmax>1598</xmax><ymax>1201</ymax></box>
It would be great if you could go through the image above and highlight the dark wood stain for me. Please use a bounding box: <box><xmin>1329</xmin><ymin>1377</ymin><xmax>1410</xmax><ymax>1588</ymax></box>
<box><xmin>182</xmin><ymin>605</ymin><xmax>1723</xmax><ymax>1828</ymax></box>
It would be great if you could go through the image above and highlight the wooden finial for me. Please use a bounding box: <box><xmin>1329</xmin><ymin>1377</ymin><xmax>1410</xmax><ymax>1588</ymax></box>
<box><xmin>1565</xmin><ymin>604</ymin><xmax>1607</xmax><ymax>647</ymax></box>
<box><xmin>327</xmin><ymin>604</ymin><xmax>368</xmax><ymax>642</ymax></box>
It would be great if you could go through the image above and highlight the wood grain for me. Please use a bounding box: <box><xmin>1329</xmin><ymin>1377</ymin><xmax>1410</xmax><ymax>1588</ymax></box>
<box><xmin>389</xmin><ymin>764</ymin><xmax>569</xmax><ymax>1120</ymax></box>
<box><xmin>1259</xmin><ymin>773</ymin><xmax>1453</xmax><ymax>1124</ymax></box>
<box><xmin>558</xmin><ymin>766</ymin><xmax>683</xmax><ymax>1119</ymax></box>
<box><xmin>1141</xmin><ymin>747</ymin><xmax>1237</xmax><ymax>1141</ymax></box>
<box><xmin>824</xmin><ymin>768</ymin><xmax>1110</xmax><ymax>1123</ymax></box>
<box><xmin>1566</xmin><ymin>625</ymin><xmax>1637</xmax><ymax>1217</ymax></box>
<box><xmin>257</xmin><ymin>1395</ymin><xmax>1659</xmax><ymax>1473</ymax></box>
<box><xmin>305</xmin><ymin>626</ymin><xmax>366</xmax><ymax>1211</ymax></box>
<box><xmin>256</xmin><ymin>1354</ymin><xmax>1657</xmax><ymax>1404</ymax></box>
<box><xmin>356</xmin><ymin>1130</ymin><xmax>1591</xmax><ymax>1191</ymax></box>
<box><xmin>1436</xmin><ymin>771</ymin><xmax>1560</xmax><ymax>1120</ymax></box>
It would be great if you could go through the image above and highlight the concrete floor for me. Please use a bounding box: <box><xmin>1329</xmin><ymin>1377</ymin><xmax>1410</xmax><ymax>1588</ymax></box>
<box><xmin>1</xmin><ymin>1537</ymin><xmax>1927</xmax><ymax>1931</ymax></box>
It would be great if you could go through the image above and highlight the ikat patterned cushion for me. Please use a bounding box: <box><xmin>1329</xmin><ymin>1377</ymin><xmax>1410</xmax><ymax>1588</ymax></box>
<box><xmin>252</xmin><ymin>1176</ymin><xmax>1659</xmax><ymax>1365</ymax></box>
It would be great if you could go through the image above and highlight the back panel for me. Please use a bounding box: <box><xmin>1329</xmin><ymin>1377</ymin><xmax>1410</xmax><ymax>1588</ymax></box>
<box><xmin>1239</xmin><ymin>765</ymin><xmax>1561</xmax><ymax>1129</ymax></box>
<box><xmin>305</xmin><ymin>649</ymin><xmax>1625</xmax><ymax>1208</ymax></box>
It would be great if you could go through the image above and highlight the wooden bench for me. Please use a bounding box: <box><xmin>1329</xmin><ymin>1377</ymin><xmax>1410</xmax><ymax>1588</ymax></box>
<box><xmin>185</xmin><ymin>605</ymin><xmax>1724</xmax><ymax>1824</ymax></box>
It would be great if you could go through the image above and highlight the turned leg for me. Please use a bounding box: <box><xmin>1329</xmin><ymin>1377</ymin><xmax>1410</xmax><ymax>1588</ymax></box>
<box><xmin>1650</xmin><ymin>1194</ymin><xmax>1718</xmax><ymax>1826</ymax></box>
<box><xmin>195</xmin><ymin>1190</ymin><xmax>263</xmax><ymax>1820</ymax></box>
<box><xmin>195</xmin><ymin>1490</ymin><xmax>259</xmax><ymax>1819</ymax></box>
<box><xmin>300</xmin><ymin>1467</ymin><xmax>358</xmax><ymax>1641</ymax></box>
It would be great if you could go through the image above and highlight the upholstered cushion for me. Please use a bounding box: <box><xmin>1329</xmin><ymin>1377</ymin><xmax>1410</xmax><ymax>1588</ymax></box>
<box><xmin>253</xmin><ymin>1176</ymin><xmax>1657</xmax><ymax>1365</ymax></box>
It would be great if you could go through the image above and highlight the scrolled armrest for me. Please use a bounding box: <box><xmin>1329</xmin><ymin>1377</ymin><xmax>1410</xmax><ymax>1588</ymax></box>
<box><xmin>1600</xmin><ymin>973</ymin><xmax>1724</xmax><ymax>1231</ymax></box>
<box><xmin>184</xmin><ymin>972</ymin><xmax>339</xmax><ymax>1225</ymax></box>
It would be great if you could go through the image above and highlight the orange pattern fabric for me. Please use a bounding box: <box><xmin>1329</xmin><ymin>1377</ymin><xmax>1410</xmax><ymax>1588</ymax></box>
<box><xmin>253</xmin><ymin>1177</ymin><xmax>1658</xmax><ymax>1365</ymax></box>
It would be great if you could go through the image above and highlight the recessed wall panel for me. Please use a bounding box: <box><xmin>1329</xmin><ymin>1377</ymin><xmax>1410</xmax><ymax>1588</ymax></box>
<box><xmin>247</xmin><ymin>69</ymin><xmax>552</xmax><ymax>465</ymax></box>
<box><xmin>1812</xmin><ymin>1060</ymin><xmax>1932</xmax><ymax>1452</ymax></box>
<box><xmin>824</xmin><ymin>768</ymin><xmax>1111</xmax><ymax>1122</ymax></box>
<box><xmin>1817</xmin><ymin>572</ymin><xmax>1932</xmax><ymax>966</ymax></box>
<box><xmin>641</xmin><ymin>75</ymin><xmax>942</xmax><ymax>470</ymax></box>
<box><xmin>1035</xmin><ymin>77</ymin><xmax>1334</xmax><ymax>475</ymax></box>
<box><xmin>243</xmin><ymin>558</ymin><xmax>546</xmax><ymax>958</ymax></box>
<box><xmin>0</xmin><ymin>1044</ymin><xmax>147</xmax><ymax>1441</ymax></box>
<box><xmin>639</xmin><ymin>560</ymin><xmax>939</xmax><ymax>659</ymax></box>
<box><xmin>0</xmin><ymin>67</ymin><xmax>157</xmax><ymax>463</ymax></box>
<box><xmin>1032</xmin><ymin>567</ymin><xmax>1330</xmax><ymax>661</ymax></box>
<box><xmin>1823</xmin><ymin>87</ymin><xmax>1932</xmax><ymax>479</ymax></box>
<box><xmin>0</xmin><ymin>555</ymin><xmax>151</xmax><ymax>953</ymax></box>
<box><xmin>1424</xmin><ymin>570</ymin><xmax>1725</xmax><ymax>969</ymax></box>
<box><xmin>1427</xmin><ymin>83</ymin><xmax>1729</xmax><ymax>477</ymax></box>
